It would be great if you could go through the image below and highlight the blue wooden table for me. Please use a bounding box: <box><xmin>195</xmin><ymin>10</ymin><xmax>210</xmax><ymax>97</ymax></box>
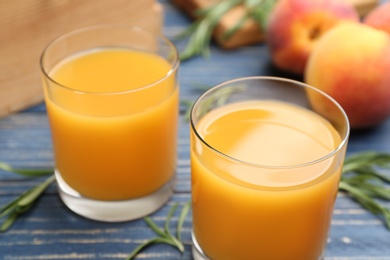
<box><xmin>1</xmin><ymin>1</ymin><xmax>390</xmax><ymax>259</ymax></box>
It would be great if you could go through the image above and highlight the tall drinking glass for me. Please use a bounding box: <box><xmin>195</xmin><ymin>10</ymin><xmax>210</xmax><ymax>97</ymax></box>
<box><xmin>190</xmin><ymin>77</ymin><xmax>349</xmax><ymax>260</ymax></box>
<box><xmin>40</xmin><ymin>25</ymin><xmax>179</xmax><ymax>222</ymax></box>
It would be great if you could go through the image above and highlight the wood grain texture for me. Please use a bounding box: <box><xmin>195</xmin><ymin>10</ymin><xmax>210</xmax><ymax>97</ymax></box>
<box><xmin>0</xmin><ymin>0</ymin><xmax>163</xmax><ymax>119</ymax></box>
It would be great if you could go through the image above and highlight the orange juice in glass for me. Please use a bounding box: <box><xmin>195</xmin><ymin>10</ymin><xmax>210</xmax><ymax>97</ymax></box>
<box><xmin>40</xmin><ymin>25</ymin><xmax>179</xmax><ymax>221</ymax></box>
<box><xmin>190</xmin><ymin>77</ymin><xmax>349</xmax><ymax>260</ymax></box>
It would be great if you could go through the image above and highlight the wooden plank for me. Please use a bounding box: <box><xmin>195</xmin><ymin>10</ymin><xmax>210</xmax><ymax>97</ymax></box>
<box><xmin>172</xmin><ymin>0</ymin><xmax>378</xmax><ymax>49</ymax></box>
<box><xmin>0</xmin><ymin>0</ymin><xmax>163</xmax><ymax>118</ymax></box>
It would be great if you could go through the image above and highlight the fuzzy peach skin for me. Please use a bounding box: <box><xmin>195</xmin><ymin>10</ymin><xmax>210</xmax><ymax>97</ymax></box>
<box><xmin>364</xmin><ymin>1</ymin><xmax>390</xmax><ymax>35</ymax></box>
<box><xmin>266</xmin><ymin>0</ymin><xmax>359</xmax><ymax>75</ymax></box>
<box><xmin>305</xmin><ymin>22</ymin><xmax>390</xmax><ymax>129</ymax></box>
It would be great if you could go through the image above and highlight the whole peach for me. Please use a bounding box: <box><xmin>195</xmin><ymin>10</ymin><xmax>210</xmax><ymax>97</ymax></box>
<box><xmin>364</xmin><ymin>1</ymin><xmax>390</xmax><ymax>34</ymax></box>
<box><xmin>305</xmin><ymin>22</ymin><xmax>390</xmax><ymax>129</ymax></box>
<box><xmin>266</xmin><ymin>0</ymin><xmax>359</xmax><ymax>75</ymax></box>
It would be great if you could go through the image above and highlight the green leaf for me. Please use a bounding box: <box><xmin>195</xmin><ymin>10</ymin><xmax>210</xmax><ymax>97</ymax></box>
<box><xmin>0</xmin><ymin>195</ymin><xmax>24</xmax><ymax>218</ymax></box>
<box><xmin>164</xmin><ymin>203</ymin><xmax>179</xmax><ymax>235</ymax></box>
<box><xmin>342</xmin><ymin>152</ymin><xmax>390</xmax><ymax>174</ymax></box>
<box><xmin>0</xmin><ymin>212</ymin><xmax>19</xmax><ymax>232</ymax></box>
<box><xmin>249</xmin><ymin>0</ymin><xmax>277</xmax><ymax>29</ymax></box>
<box><xmin>0</xmin><ymin>174</ymin><xmax>55</xmax><ymax>232</ymax></box>
<box><xmin>144</xmin><ymin>217</ymin><xmax>165</xmax><ymax>237</ymax></box>
<box><xmin>17</xmin><ymin>175</ymin><xmax>56</xmax><ymax>207</ymax></box>
<box><xmin>0</xmin><ymin>161</ymin><xmax>53</xmax><ymax>177</ymax></box>
<box><xmin>340</xmin><ymin>151</ymin><xmax>390</xmax><ymax>229</ymax></box>
<box><xmin>176</xmin><ymin>0</ymin><xmax>277</xmax><ymax>60</ymax></box>
<box><xmin>177</xmin><ymin>201</ymin><xmax>191</xmax><ymax>241</ymax></box>
<box><xmin>126</xmin><ymin>237</ymin><xmax>176</xmax><ymax>260</ymax></box>
<box><xmin>127</xmin><ymin>202</ymin><xmax>190</xmax><ymax>259</ymax></box>
<box><xmin>178</xmin><ymin>0</ymin><xmax>242</xmax><ymax>61</ymax></box>
<box><xmin>164</xmin><ymin>203</ymin><xmax>184</xmax><ymax>253</ymax></box>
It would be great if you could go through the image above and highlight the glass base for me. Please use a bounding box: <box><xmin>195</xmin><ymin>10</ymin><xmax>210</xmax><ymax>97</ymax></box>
<box><xmin>56</xmin><ymin>170</ymin><xmax>175</xmax><ymax>222</ymax></box>
<box><xmin>192</xmin><ymin>231</ymin><xmax>210</xmax><ymax>260</ymax></box>
<box><xmin>192</xmin><ymin>231</ymin><xmax>326</xmax><ymax>260</ymax></box>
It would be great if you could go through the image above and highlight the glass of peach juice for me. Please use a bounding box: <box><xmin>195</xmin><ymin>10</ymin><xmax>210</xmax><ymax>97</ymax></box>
<box><xmin>190</xmin><ymin>77</ymin><xmax>349</xmax><ymax>260</ymax></box>
<box><xmin>40</xmin><ymin>25</ymin><xmax>179</xmax><ymax>222</ymax></box>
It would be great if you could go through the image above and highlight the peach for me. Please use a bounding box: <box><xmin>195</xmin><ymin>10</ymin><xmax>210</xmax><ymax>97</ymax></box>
<box><xmin>266</xmin><ymin>0</ymin><xmax>359</xmax><ymax>75</ymax></box>
<box><xmin>305</xmin><ymin>22</ymin><xmax>390</xmax><ymax>129</ymax></box>
<box><xmin>364</xmin><ymin>1</ymin><xmax>390</xmax><ymax>34</ymax></box>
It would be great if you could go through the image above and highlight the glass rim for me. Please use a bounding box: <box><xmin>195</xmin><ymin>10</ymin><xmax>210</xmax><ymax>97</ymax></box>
<box><xmin>190</xmin><ymin>76</ymin><xmax>350</xmax><ymax>169</ymax></box>
<box><xmin>39</xmin><ymin>24</ymin><xmax>179</xmax><ymax>95</ymax></box>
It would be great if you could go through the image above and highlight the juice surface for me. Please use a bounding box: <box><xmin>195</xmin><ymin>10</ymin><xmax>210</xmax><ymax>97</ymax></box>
<box><xmin>191</xmin><ymin>100</ymin><xmax>344</xmax><ymax>260</ymax></box>
<box><xmin>45</xmin><ymin>48</ymin><xmax>178</xmax><ymax>201</ymax></box>
<box><xmin>51</xmin><ymin>48</ymin><xmax>170</xmax><ymax>93</ymax></box>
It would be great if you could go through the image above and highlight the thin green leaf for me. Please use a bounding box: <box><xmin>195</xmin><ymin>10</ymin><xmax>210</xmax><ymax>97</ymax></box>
<box><xmin>0</xmin><ymin>211</ymin><xmax>19</xmax><ymax>232</ymax></box>
<box><xmin>369</xmin><ymin>187</ymin><xmax>390</xmax><ymax>200</ymax></box>
<box><xmin>126</xmin><ymin>237</ymin><xmax>176</xmax><ymax>260</ymax></box>
<box><xmin>177</xmin><ymin>201</ymin><xmax>191</xmax><ymax>241</ymax></box>
<box><xmin>385</xmin><ymin>210</ymin><xmax>390</xmax><ymax>228</ymax></box>
<box><xmin>354</xmin><ymin>168</ymin><xmax>390</xmax><ymax>183</ymax></box>
<box><xmin>248</xmin><ymin>0</ymin><xmax>277</xmax><ymax>29</ymax></box>
<box><xmin>0</xmin><ymin>204</ymin><xmax>32</xmax><ymax>232</ymax></box>
<box><xmin>164</xmin><ymin>203</ymin><xmax>179</xmax><ymax>235</ymax></box>
<box><xmin>339</xmin><ymin>182</ymin><xmax>383</xmax><ymax>214</ymax></box>
<box><xmin>343</xmin><ymin>176</ymin><xmax>390</xmax><ymax>200</ymax></box>
<box><xmin>0</xmin><ymin>175</ymin><xmax>55</xmax><ymax>232</ymax></box>
<box><xmin>17</xmin><ymin>175</ymin><xmax>56</xmax><ymax>207</ymax></box>
<box><xmin>176</xmin><ymin>0</ymin><xmax>277</xmax><ymax>60</ymax></box>
<box><xmin>194</xmin><ymin>4</ymin><xmax>216</xmax><ymax>17</ymax></box>
<box><xmin>340</xmin><ymin>151</ymin><xmax>390</xmax><ymax>229</ymax></box>
<box><xmin>174</xmin><ymin>21</ymin><xmax>201</xmax><ymax>40</ymax></box>
<box><xmin>0</xmin><ymin>176</ymin><xmax>54</xmax><ymax>218</ymax></box>
<box><xmin>15</xmin><ymin>204</ymin><xmax>32</xmax><ymax>214</ymax></box>
<box><xmin>144</xmin><ymin>217</ymin><xmax>165</xmax><ymax>237</ymax></box>
<box><xmin>164</xmin><ymin>203</ymin><xmax>184</xmax><ymax>253</ymax></box>
<box><xmin>180</xmin><ymin>20</ymin><xmax>212</xmax><ymax>60</ymax></box>
<box><xmin>342</xmin><ymin>152</ymin><xmax>390</xmax><ymax>174</ymax></box>
<box><xmin>0</xmin><ymin>161</ymin><xmax>53</xmax><ymax>177</ymax></box>
<box><xmin>170</xmin><ymin>236</ymin><xmax>185</xmax><ymax>253</ymax></box>
<box><xmin>178</xmin><ymin>0</ymin><xmax>244</xmax><ymax>61</ymax></box>
<box><xmin>127</xmin><ymin>202</ymin><xmax>190</xmax><ymax>259</ymax></box>
<box><xmin>0</xmin><ymin>194</ymin><xmax>24</xmax><ymax>218</ymax></box>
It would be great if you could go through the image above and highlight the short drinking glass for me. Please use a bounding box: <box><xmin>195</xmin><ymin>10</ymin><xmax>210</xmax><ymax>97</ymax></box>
<box><xmin>40</xmin><ymin>25</ymin><xmax>179</xmax><ymax>222</ymax></box>
<box><xmin>190</xmin><ymin>76</ymin><xmax>349</xmax><ymax>260</ymax></box>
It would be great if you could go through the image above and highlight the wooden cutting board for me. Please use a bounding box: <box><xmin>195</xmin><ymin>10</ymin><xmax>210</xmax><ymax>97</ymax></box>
<box><xmin>0</xmin><ymin>0</ymin><xmax>163</xmax><ymax>118</ymax></box>
<box><xmin>173</xmin><ymin>0</ymin><xmax>379</xmax><ymax>49</ymax></box>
